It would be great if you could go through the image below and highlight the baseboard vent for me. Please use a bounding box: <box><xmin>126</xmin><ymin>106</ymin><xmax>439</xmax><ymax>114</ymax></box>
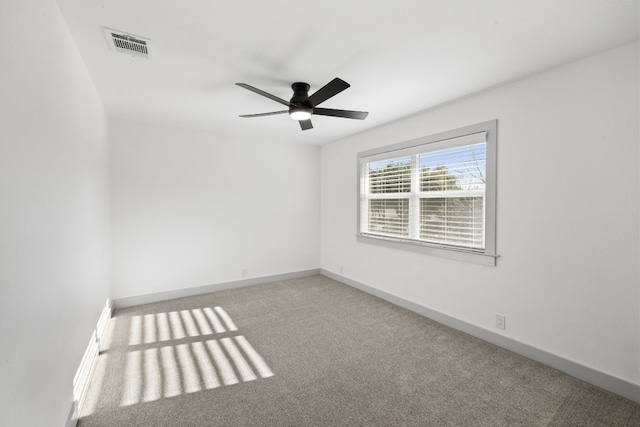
<box><xmin>72</xmin><ymin>330</ymin><xmax>99</xmax><ymax>414</ymax></box>
<box><xmin>69</xmin><ymin>300</ymin><xmax>112</xmax><ymax>426</ymax></box>
<box><xmin>103</xmin><ymin>27</ymin><xmax>151</xmax><ymax>59</ymax></box>
<box><xmin>96</xmin><ymin>299</ymin><xmax>111</xmax><ymax>339</ymax></box>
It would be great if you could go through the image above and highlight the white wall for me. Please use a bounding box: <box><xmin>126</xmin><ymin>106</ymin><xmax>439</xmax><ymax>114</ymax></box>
<box><xmin>109</xmin><ymin>118</ymin><xmax>320</xmax><ymax>299</ymax></box>
<box><xmin>0</xmin><ymin>1</ymin><xmax>110</xmax><ymax>426</ymax></box>
<box><xmin>321</xmin><ymin>43</ymin><xmax>639</xmax><ymax>385</ymax></box>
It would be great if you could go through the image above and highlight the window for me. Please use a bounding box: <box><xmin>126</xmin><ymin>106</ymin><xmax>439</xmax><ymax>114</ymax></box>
<box><xmin>357</xmin><ymin>120</ymin><xmax>497</xmax><ymax>265</ymax></box>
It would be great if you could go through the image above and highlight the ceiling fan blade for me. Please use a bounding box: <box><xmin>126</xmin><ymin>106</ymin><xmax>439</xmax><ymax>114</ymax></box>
<box><xmin>299</xmin><ymin>119</ymin><xmax>313</xmax><ymax>131</ymax></box>
<box><xmin>236</xmin><ymin>83</ymin><xmax>294</xmax><ymax>107</ymax></box>
<box><xmin>306</xmin><ymin>78</ymin><xmax>350</xmax><ymax>107</ymax></box>
<box><xmin>313</xmin><ymin>108</ymin><xmax>369</xmax><ymax>120</ymax></box>
<box><xmin>239</xmin><ymin>110</ymin><xmax>288</xmax><ymax>118</ymax></box>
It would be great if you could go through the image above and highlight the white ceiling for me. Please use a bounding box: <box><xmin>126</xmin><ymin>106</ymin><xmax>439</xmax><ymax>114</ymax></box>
<box><xmin>56</xmin><ymin>0</ymin><xmax>639</xmax><ymax>145</ymax></box>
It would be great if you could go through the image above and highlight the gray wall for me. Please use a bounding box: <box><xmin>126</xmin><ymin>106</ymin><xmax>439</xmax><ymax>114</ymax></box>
<box><xmin>0</xmin><ymin>1</ymin><xmax>110</xmax><ymax>425</ymax></box>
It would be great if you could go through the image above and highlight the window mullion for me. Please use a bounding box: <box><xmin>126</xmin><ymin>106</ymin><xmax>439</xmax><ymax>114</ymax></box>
<box><xmin>409</xmin><ymin>154</ymin><xmax>420</xmax><ymax>240</ymax></box>
<box><xmin>361</xmin><ymin>163</ymin><xmax>369</xmax><ymax>234</ymax></box>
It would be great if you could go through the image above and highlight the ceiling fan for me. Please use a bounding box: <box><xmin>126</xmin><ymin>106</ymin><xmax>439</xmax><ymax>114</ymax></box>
<box><xmin>236</xmin><ymin>77</ymin><xmax>368</xmax><ymax>131</ymax></box>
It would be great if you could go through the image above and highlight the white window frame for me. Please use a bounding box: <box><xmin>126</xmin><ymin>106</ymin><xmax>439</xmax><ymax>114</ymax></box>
<box><xmin>357</xmin><ymin>120</ymin><xmax>498</xmax><ymax>266</ymax></box>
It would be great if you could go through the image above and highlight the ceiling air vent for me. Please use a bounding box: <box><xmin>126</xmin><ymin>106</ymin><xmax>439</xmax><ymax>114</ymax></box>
<box><xmin>103</xmin><ymin>27</ymin><xmax>151</xmax><ymax>60</ymax></box>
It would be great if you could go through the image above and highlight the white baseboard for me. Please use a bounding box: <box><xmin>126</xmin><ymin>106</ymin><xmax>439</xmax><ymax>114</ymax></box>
<box><xmin>112</xmin><ymin>269</ymin><xmax>321</xmax><ymax>309</ymax></box>
<box><xmin>66</xmin><ymin>300</ymin><xmax>112</xmax><ymax>427</ymax></box>
<box><xmin>321</xmin><ymin>269</ymin><xmax>640</xmax><ymax>404</ymax></box>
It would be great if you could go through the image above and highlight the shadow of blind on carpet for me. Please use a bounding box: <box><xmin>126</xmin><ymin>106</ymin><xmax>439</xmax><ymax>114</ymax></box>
<box><xmin>120</xmin><ymin>306</ymin><xmax>274</xmax><ymax>406</ymax></box>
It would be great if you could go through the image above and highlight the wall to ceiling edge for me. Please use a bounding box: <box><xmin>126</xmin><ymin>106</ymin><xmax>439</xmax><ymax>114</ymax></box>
<box><xmin>320</xmin><ymin>42</ymin><xmax>640</xmax><ymax>386</ymax></box>
<box><xmin>0</xmin><ymin>1</ymin><xmax>111</xmax><ymax>426</ymax></box>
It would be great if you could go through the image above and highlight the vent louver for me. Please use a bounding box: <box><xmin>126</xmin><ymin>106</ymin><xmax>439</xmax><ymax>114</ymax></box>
<box><xmin>103</xmin><ymin>27</ymin><xmax>151</xmax><ymax>59</ymax></box>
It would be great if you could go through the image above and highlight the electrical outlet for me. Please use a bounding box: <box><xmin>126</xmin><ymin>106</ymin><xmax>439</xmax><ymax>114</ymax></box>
<box><xmin>495</xmin><ymin>314</ymin><xmax>506</xmax><ymax>330</ymax></box>
<box><xmin>241</xmin><ymin>268</ymin><xmax>248</xmax><ymax>277</ymax></box>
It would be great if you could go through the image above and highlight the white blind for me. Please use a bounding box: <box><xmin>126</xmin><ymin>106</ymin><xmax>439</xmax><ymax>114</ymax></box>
<box><xmin>361</xmin><ymin>132</ymin><xmax>487</xmax><ymax>251</ymax></box>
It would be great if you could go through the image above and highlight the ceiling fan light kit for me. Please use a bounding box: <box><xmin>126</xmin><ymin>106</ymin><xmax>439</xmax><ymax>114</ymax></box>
<box><xmin>289</xmin><ymin>108</ymin><xmax>312</xmax><ymax>121</ymax></box>
<box><xmin>236</xmin><ymin>78</ymin><xmax>368</xmax><ymax>131</ymax></box>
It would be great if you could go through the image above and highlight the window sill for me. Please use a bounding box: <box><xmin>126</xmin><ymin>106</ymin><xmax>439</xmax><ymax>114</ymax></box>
<box><xmin>356</xmin><ymin>233</ymin><xmax>498</xmax><ymax>266</ymax></box>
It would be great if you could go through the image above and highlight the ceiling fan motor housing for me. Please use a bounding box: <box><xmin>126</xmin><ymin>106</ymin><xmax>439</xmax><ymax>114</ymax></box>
<box><xmin>289</xmin><ymin>82</ymin><xmax>312</xmax><ymax>116</ymax></box>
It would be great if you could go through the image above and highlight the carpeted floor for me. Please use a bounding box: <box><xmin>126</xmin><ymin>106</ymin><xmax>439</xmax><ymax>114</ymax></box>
<box><xmin>78</xmin><ymin>275</ymin><xmax>640</xmax><ymax>426</ymax></box>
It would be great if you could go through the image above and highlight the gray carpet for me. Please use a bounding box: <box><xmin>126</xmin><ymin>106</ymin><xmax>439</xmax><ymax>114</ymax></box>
<box><xmin>79</xmin><ymin>275</ymin><xmax>640</xmax><ymax>426</ymax></box>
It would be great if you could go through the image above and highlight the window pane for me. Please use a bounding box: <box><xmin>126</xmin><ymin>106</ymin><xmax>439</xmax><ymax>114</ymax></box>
<box><xmin>368</xmin><ymin>199</ymin><xmax>409</xmax><ymax>237</ymax></box>
<box><xmin>420</xmin><ymin>143</ymin><xmax>485</xmax><ymax>192</ymax></box>
<box><xmin>420</xmin><ymin>197</ymin><xmax>484</xmax><ymax>248</ymax></box>
<box><xmin>368</xmin><ymin>156</ymin><xmax>411</xmax><ymax>193</ymax></box>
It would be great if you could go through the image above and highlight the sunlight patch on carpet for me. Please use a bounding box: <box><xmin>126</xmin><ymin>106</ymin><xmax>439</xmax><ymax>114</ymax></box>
<box><xmin>120</xmin><ymin>306</ymin><xmax>273</xmax><ymax>407</ymax></box>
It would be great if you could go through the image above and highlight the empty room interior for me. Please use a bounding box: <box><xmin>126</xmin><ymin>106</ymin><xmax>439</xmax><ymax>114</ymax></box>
<box><xmin>1</xmin><ymin>1</ymin><xmax>639</xmax><ymax>426</ymax></box>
